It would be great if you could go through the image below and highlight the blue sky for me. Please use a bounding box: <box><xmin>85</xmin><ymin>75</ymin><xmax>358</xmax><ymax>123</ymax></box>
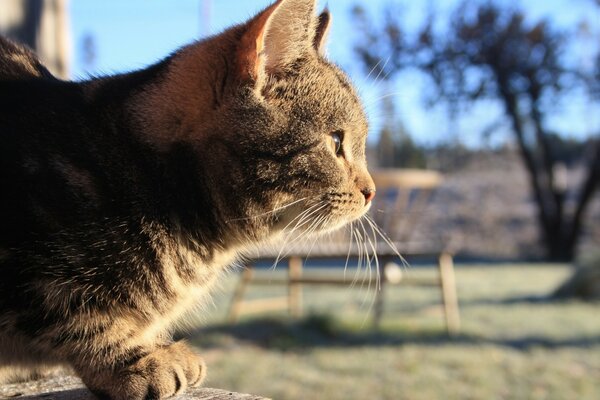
<box><xmin>69</xmin><ymin>0</ymin><xmax>600</xmax><ymax>147</ymax></box>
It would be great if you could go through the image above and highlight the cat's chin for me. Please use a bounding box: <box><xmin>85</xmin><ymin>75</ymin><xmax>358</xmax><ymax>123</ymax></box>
<box><xmin>327</xmin><ymin>202</ymin><xmax>373</xmax><ymax>230</ymax></box>
<box><xmin>324</xmin><ymin>213</ymin><xmax>370</xmax><ymax>234</ymax></box>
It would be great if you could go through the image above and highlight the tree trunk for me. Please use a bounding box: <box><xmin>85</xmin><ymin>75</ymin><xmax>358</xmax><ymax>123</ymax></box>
<box><xmin>546</xmin><ymin>227</ymin><xmax>575</xmax><ymax>261</ymax></box>
<box><xmin>497</xmin><ymin>83</ymin><xmax>580</xmax><ymax>261</ymax></box>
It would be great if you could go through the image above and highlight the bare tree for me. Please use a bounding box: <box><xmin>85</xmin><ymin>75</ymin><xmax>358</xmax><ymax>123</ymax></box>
<box><xmin>353</xmin><ymin>2</ymin><xmax>600</xmax><ymax>261</ymax></box>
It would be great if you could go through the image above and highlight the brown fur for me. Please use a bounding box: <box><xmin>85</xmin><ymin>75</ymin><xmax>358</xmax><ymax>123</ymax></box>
<box><xmin>0</xmin><ymin>1</ymin><xmax>374</xmax><ymax>399</ymax></box>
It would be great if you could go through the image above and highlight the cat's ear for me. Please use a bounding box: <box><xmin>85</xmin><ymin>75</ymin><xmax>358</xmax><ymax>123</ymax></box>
<box><xmin>313</xmin><ymin>10</ymin><xmax>332</xmax><ymax>54</ymax></box>
<box><xmin>236</xmin><ymin>0</ymin><xmax>318</xmax><ymax>84</ymax></box>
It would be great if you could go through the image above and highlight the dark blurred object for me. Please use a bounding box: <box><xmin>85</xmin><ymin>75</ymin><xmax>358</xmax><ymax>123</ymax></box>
<box><xmin>353</xmin><ymin>1</ymin><xmax>600</xmax><ymax>261</ymax></box>
<box><xmin>552</xmin><ymin>250</ymin><xmax>600</xmax><ymax>301</ymax></box>
<box><xmin>80</xmin><ymin>32</ymin><xmax>96</xmax><ymax>73</ymax></box>
<box><xmin>0</xmin><ymin>0</ymin><xmax>70</xmax><ymax>78</ymax></box>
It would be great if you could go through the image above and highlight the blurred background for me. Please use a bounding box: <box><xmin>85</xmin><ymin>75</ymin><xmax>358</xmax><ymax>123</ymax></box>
<box><xmin>2</xmin><ymin>0</ymin><xmax>599</xmax><ymax>399</ymax></box>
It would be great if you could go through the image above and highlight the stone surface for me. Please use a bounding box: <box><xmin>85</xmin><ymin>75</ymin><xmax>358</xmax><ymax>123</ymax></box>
<box><xmin>0</xmin><ymin>376</ymin><xmax>269</xmax><ymax>400</ymax></box>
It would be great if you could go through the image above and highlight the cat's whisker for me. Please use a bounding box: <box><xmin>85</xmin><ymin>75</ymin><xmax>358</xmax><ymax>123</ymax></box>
<box><xmin>310</xmin><ymin>213</ymin><xmax>329</xmax><ymax>236</ymax></box>
<box><xmin>348</xmin><ymin>225</ymin><xmax>360</xmax><ymax>287</ymax></box>
<box><xmin>273</xmin><ymin>201</ymin><xmax>328</xmax><ymax>268</ymax></box>
<box><xmin>360</xmin><ymin>218</ymin><xmax>381</xmax><ymax>323</ymax></box>
<box><xmin>284</xmin><ymin>208</ymin><xmax>331</xmax><ymax>264</ymax></box>
<box><xmin>350</xmin><ymin>225</ymin><xmax>366</xmax><ymax>289</ymax></box>
<box><xmin>282</xmin><ymin>201</ymin><xmax>326</xmax><ymax>233</ymax></box>
<box><xmin>226</xmin><ymin>197</ymin><xmax>309</xmax><ymax>223</ymax></box>
<box><xmin>269</xmin><ymin>206</ymin><xmax>313</xmax><ymax>270</ymax></box>
<box><xmin>277</xmin><ymin>202</ymin><xmax>322</xmax><ymax>243</ymax></box>
<box><xmin>293</xmin><ymin>209</ymin><xmax>330</xmax><ymax>251</ymax></box>
<box><xmin>363</xmin><ymin>91</ymin><xmax>412</xmax><ymax>110</ymax></box>
<box><xmin>305</xmin><ymin>212</ymin><xmax>328</xmax><ymax>238</ymax></box>
<box><xmin>281</xmin><ymin>202</ymin><xmax>328</xmax><ymax>243</ymax></box>
<box><xmin>358</xmin><ymin>224</ymin><xmax>368</xmax><ymax>289</ymax></box>
<box><xmin>364</xmin><ymin>216</ymin><xmax>382</xmax><ymax>292</ymax></box>
<box><xmin>360</xmin><ymin>219</ymin><xmax>379</xmax><ymax>292</ymax></box>
<box><xmin>357</xmin><ymin>218</ymin><xmax>374</xmax><ymax>306</ymax></box>
<box><xmin>364</xmin><ymin>214</ymin><xmax>409</xmax><ymax>269</ymax></box>
<box><xmin>271</xmin><ymin>208</ymin><xmax>313</xmax><ymax>270</ymax></box>
<box><xmin>302</xmin><ymin>214</ymin><xmax>330</xmax><ymax>262</ymax></box>
<box><xmin>359</xmin><ymin>219</ymin><xmax>371</xmax><ymax>276</ymax></box>
<box><xmin>364</xmin><ymin>57</ymin><xmax>384</xmax><ymax>82</ymax></box>
<box><xmin>361</xmin><ymin>214</ymin><xmax>413</xmax><ymax>320</ymax></box>
<box><xmin>343</xmin><ymin>221</ymin><xmax>355</xmax><ymax>280</ymax></box>
<box><xmin>371</xmin><ymin>55</ymin><xmax>392</xmax><ymax>92</ymax></box>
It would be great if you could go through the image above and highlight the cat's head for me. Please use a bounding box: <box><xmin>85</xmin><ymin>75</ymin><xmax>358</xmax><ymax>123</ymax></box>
<box><xmin>134</xmin><ymin>0</ymin><xmax>374</xmax><ymax>244</ymax></box>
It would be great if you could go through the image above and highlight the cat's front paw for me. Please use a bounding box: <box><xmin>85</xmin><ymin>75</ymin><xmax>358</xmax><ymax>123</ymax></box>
<box><xmin>83</xmin><ymin>341</ymin><xmax>206</xmax><ymax>400</ymax></box>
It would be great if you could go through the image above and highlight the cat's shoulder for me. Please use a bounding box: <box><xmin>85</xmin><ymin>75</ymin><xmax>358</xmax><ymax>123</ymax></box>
<box><xmin>0</xmin><ymin>36</ymin><xmax>54</xmax><ymax>81</ymax></box>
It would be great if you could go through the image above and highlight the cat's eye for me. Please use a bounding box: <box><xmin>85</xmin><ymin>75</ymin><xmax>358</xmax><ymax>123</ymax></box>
<box><xmin>331</xmin><ymin>131</ymin><xmax>344</xmax><ymax>156</ymax></box>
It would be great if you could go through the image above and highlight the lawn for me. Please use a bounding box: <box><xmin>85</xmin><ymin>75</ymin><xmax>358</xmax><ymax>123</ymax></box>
<box><xmin>183</xmin><ymin>264</ymin><xmax>600</xmax><ymax>400</ymax></box>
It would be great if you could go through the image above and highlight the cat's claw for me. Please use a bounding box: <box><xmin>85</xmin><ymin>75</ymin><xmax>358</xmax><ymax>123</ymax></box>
<box><xmin>82</xmin><ymin>342</ymin><xmax>206</xmax><ymax>400</ymax></box>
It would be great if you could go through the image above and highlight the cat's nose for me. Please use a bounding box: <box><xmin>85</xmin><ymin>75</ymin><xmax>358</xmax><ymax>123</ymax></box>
<box><xmin>361</xmin><ymin>188</ymin><xmax>376</xmax><ymax>206</ymax></box>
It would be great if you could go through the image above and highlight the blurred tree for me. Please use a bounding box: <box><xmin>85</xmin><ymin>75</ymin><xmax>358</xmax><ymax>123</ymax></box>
<box><xmin>376</xmin><ymin>96</ymin><xmax>427</xmax><ymax>169</ymax></box>
<box><xmin>425</xmin><ymin>141</ymin><xmax>473</xmax><ymax>172</ymax></box>
<box><xmin>377</xmin><ymin>125</ymin><xmax>427</xmax><ymax>169</ymax></box>
<box><xmin>353</xmin><ymin>2</ymin><xmax>600</xmax><ymax>261</ymax></box>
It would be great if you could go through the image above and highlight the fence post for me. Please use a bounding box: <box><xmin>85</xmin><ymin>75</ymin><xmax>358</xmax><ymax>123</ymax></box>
<box><xmin>288</xmin><ymin>256</ymin><xmax>303</xmax><ymax>318</ymax></box>
<box><xmin>438</xmin><ymin>252</ymin><xmax>460</xmax><ymax>335</ymax></box>
<box><xmin>373</xmin><ymin>260</ymin><xmax>389</xmax><ymax>328</ymax></box>
<box><xmin>227</xmin><ymin>266</ymin><xmax>254</xmax><ymax>323</ymax></box>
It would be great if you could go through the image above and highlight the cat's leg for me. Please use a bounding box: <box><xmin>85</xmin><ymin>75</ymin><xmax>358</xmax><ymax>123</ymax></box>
<box><xmin>76</xmin><ymin>341</ymin><xmax>206</xmax><ymax>400</ymax></box>
<box><xmin>4</xmin><ymin>233</ymin><xmax>208</xmax><ymax>399</ymax></box>
<box><xmin>1</xmin><ymin>318</ymin><xmax>205</xmax><ymax>399</ymax></box>
<box><xmin>0</xmin><ymin>333</ymin><xmax>70</xmax><ymax>384</ymax></box>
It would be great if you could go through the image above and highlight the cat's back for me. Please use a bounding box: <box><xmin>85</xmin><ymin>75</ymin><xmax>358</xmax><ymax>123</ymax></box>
<box><xmin>0</xmin><ymin>36</ymin><xmax>54</xmax><ymax>81</ymax></box>
<box><xmin>0</xmin><ymin>36</ymin><xmax>90</xmax><ymax>246</ymax></box>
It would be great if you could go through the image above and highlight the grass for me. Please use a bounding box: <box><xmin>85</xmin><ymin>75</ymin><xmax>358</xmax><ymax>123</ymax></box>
<box><xmin>182</xmin><ymin>264</ymin><xmax>600</xmax><ymax>400</ymax></box>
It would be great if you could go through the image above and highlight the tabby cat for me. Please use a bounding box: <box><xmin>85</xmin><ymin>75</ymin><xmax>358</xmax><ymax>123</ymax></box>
<box><xmin>0</xmin><ymin>0</ymin><xmax>374</xmax><ymax>398</ymax></box>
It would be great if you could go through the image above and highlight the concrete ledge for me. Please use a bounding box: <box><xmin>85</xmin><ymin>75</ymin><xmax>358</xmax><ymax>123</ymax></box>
<box><xmin>0</xmin><ymin>376</ymin><xmax>270</xmax><ymax>400</ymax></box>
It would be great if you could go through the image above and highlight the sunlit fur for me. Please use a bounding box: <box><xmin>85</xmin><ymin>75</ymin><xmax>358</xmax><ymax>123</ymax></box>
<box><xmin>0</xmin><ymin>0</ymin><xmax>383</xmax><ymax>399</ymax></box>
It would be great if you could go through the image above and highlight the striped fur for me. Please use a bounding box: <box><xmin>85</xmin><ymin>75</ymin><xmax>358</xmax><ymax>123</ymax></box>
<box><xmin>0</xmin><ymin>0</ymin><xmax>374</xmax><ymax>398</ymax></box>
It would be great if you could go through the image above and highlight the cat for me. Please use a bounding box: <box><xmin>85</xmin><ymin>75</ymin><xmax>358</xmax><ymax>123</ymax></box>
<box><xmin>0</xmin><ymin>0</ymin><xmax>375</xmax><ymax>398</ymax></box>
